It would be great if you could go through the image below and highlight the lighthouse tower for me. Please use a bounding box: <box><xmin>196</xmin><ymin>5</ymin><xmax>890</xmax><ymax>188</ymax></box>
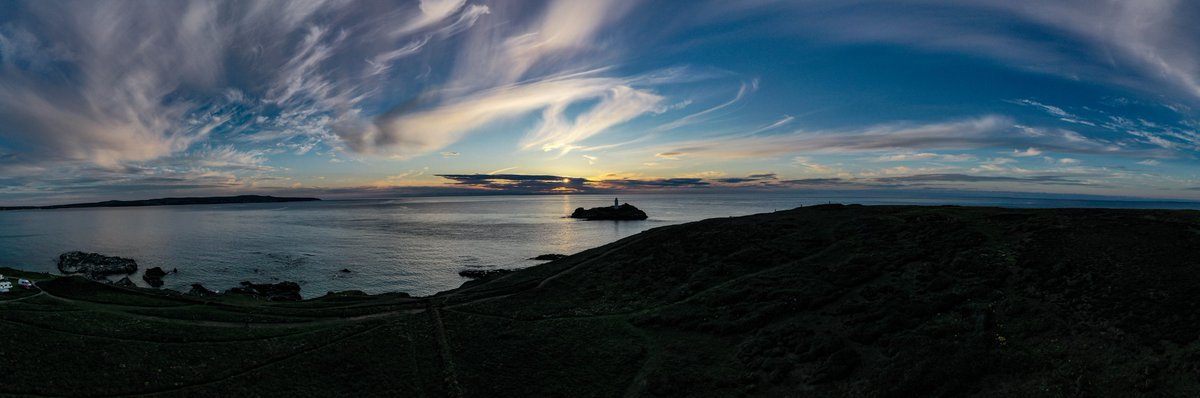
<box><xmin>613</xmin><ymin>197</ymin><xmax>619</xmax><ymax>208</ymax></box>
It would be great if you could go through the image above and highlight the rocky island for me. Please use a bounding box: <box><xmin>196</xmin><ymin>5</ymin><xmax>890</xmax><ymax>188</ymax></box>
<box><xmin>570</xmin><ymin>198</ymin><xmax>648</xmax><ymax>220</ymax></box>
<box><xmin>141</xmin><ymin>267</ymin><xmax>170</xmax><ymax>287</ymax></box>
<box><xmin>7</xmin><ymin>205</ymin><xmax>1200</xmax><ymax>396</ymax></box>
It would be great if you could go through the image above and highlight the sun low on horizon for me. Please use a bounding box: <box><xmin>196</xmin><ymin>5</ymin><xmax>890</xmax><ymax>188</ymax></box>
<box><xmin>2</xmin><ymin>0</ymin><xmax>1200</xmax><ymax>205</ymax></box>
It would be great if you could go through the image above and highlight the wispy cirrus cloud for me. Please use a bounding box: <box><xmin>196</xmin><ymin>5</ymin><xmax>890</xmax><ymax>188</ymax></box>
<box><xmin>662</xmin><ymin>116</ymin><xmax>1017</xmax><ymax>158</ymax></box>
<box><xmin>637</xmin><ymin>115</ymin><xmax>1176</xmax><ymax>162</ymax></box>
<box><xmin>732</xmin><ymin>0</ymin><xmax>1200</xmax><ymax>103</ymax></box>
<box><xmin>338</xmin><ymin>73</ymin><xmax>670</xmax><ymax>157</ymax></box>
<box><xmin>873</xmin><ymin>152</ymin><xmax>975</xmax><ymax>162</ymax></box>
<box><xmin>1009</xmin><ymin>99</ymin><xmax>1097</xmax><ymax>127</ymax></box>
<box><xmin>653</xmin><ymin>80</ymin><xmax>757</xmax><ymax>133</ymax></box>
<box><xmin>645</xmin><ymin>116</ymin><xmax>1027</xmax><ymax>158</ymax></box>
<box><xmin>873</xmin><ymin>173</ymin><xmax>1095</xmax><ymax>187</ymax></box>
<box><xmin>335</xmin><ymin>0</ymin><xmax>682</xmax><ymax>158</ymax></box>
<box><xmin>396</xmin><ymin>0</ymin><xmax>470</xmax><ymax>35</ymax></box>
<box><xmin>0</xmin><ymin>0</ymin><xmax>495</xmax><ymax>169</ymax></box>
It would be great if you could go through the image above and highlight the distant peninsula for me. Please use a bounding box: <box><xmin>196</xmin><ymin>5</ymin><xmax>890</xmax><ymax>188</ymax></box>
<box><xmin>0</xmin><ymin>195</ymin><xmax>320</xmax><ymax>211</ymax></box>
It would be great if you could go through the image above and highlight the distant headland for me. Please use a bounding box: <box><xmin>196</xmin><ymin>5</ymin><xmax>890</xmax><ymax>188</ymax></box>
<box><xmin>0</xmin><ymin>195</ymin><xmax>320</xmax><ymax>211</ymax></box>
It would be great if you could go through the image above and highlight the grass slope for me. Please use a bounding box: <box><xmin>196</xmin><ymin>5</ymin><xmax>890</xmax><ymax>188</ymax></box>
<box><xmin>3</xmin><ymin>205</ymin><xmax>1200</xmax><ymax>397</ymax></box>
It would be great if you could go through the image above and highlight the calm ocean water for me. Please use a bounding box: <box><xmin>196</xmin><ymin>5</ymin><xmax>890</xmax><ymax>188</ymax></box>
<box><xmin>1</xmin><ymin>193</ymin><xmax>1196</xmax><ymax>297</ymax></box>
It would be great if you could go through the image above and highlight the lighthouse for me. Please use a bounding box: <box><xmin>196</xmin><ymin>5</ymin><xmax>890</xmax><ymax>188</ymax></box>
<box><xmin>613</xmin><ymin>197</ymin><xmax>619</xmax><ymax>208</ymax></box>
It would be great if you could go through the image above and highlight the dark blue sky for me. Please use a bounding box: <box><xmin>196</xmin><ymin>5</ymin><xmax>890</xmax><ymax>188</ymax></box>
<box><xmin>1</xmin><ymin>0</ymin><xmax>1199</xmax><ymax>204</ymax></box>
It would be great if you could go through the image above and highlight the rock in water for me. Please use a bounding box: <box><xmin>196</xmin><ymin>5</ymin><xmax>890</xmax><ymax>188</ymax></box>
<box><xmin>530</xmin><ymin>254</ymin><xmax>568</xmax><ymax>261</ymax></box>
<box><xmin>57</xmin><ymin>251</ymin><xmax>138</xmax><ymax>279</ymax></box>
<box><xmin>142</xmin><ymin>267</ymin><xmax>167</xmax><ymax>287</ymax></box>
<box><xmin>227</xmin><ymin>281</ymin><xmax>302</xmax><ymax>301</ymax></box>
<box><xmin>569</xmin><ymin>203</ymin><xmax>648</xmax><ymax>220</ymax></box>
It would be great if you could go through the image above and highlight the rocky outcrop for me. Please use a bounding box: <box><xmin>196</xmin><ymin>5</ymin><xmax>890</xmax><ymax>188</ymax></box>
<box><xmin>113</xmin><ymin>277</ymin><xmax>136</xmax><ymax>288</ymax></box>
<box><xmin>227</xmin><ymin>281</ymin><xmax>302</xmax><ymax>301</ymax></box>
<box><xmin>530</xmin><ymin>254</ymin><xmax>568</xmax><ymax>261</ymax></box>
<box><xmin>142</xmin><ymin>267</ymin><xmax>168</xmax><ymax>287</ymax></box>
<box><xmin>569</xmin><ymin>203</ymin><xmax>648</xmax><ymax>220</ymax></box>
<box><xmin>459</xmin><ymin>269</ymin><xmax>512</xmax><ymax>279</ymax></box>
<box><xmin>187</xmin><ymin>283</ymin><xmax>216</xmax><ymax>297</ymax></box>
<box><xmin>57</xmin><ymin>251</ymin><xmax>138</xmax><ymax>279</ymax></box>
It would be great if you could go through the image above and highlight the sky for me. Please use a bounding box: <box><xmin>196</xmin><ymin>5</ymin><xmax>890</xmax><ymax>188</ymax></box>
<box><xmin>2</xmin><ymin>0</ymin><xmax>1200</xmax><ymax>204</ymax></box>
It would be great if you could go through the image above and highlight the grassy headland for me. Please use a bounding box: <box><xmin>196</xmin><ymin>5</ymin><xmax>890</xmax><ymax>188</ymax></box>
<box><xmin>2</xmin><ymin>204</ymin><xmax>1200</xmax><ymax>397</ymax></box>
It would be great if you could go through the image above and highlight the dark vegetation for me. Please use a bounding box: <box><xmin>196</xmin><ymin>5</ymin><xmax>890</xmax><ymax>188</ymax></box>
<box><xmin>3</xmin><ymin>205</ymin><xmax>1200</xmax><ymax>397</ymax></box>
<box><xmin>0</xmin><ymin>194</ymin><xmax>319</xmax><ymax>211</ymax></box>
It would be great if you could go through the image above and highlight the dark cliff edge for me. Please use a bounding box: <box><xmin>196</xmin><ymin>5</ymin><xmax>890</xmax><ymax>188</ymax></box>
<box><xmin>0</xmin><ymin>195</ymin><xmax>320</xmax><ymax>211</ymax></box>
<box><xmin>4</xmin><ymin>204</ymin><xmax>1200</xmax><ymax>397</ymax></box>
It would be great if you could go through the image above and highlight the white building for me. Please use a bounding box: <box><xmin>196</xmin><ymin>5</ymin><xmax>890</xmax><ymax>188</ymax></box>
<box><xmin>0</xmin><ymin>281</ymin><xmax>12</xmax><ymax>293</ymax></box>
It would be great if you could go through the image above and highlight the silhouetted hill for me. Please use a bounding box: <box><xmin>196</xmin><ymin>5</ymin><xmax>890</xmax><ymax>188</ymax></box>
<box><xmin>0</xmin><ymin>195</ymin><xmax>319</xmax><ymax>211</ymax></box>
<box><xmin>4</xmin><ymin>205</ymin><xmax>1200</xmax><ymax>397</ymax></box>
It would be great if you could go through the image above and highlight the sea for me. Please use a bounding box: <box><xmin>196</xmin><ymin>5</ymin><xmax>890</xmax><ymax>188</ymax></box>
<box><xmin>1</xmin><ymin>193</ymin><xmax>1197</xmax><ymax>298</ymax></box>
